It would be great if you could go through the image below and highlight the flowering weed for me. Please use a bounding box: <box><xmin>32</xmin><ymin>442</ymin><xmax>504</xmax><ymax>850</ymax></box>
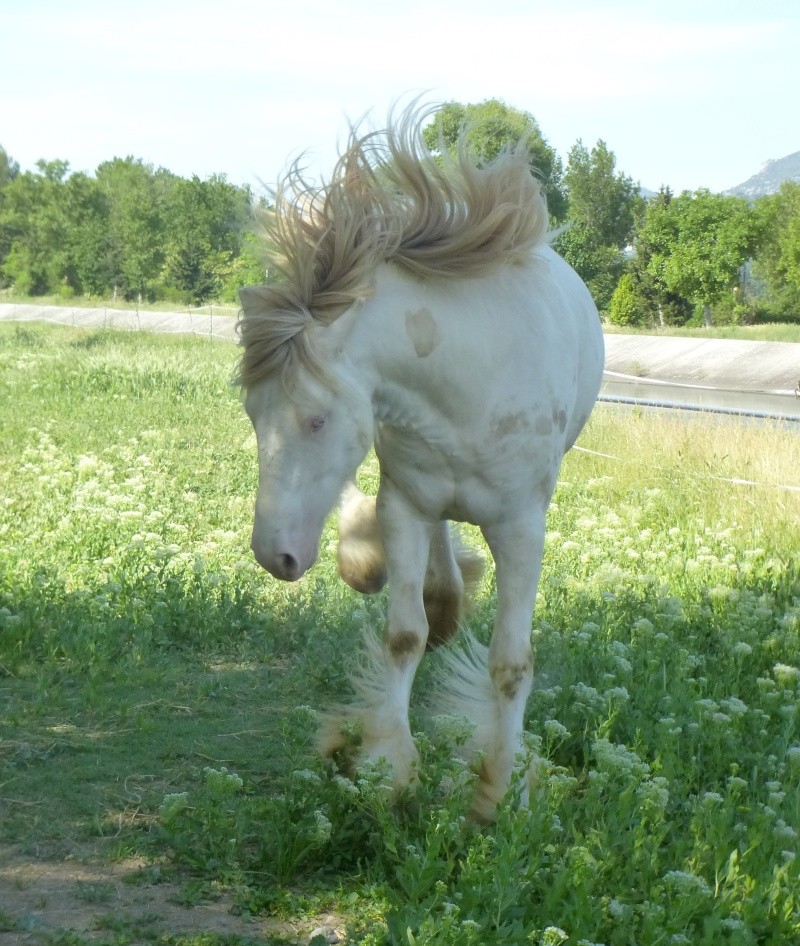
<box><xmin>1</xmin><ymin>324</ymin><xmax>799</xmax><ymax>943</ymax></box>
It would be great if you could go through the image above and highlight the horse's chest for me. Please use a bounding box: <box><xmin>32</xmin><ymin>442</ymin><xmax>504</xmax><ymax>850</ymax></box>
<box><xmin>375</xmin><ymin>410</ymin><xmax>554</xmax><ymax>524</ymax></box>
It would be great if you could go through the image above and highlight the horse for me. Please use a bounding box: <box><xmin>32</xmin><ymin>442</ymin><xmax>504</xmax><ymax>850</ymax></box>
<box><xmin>236</xmin><ymin>106</ymin><xmax>604</xmax><ymax>821</ymax></box>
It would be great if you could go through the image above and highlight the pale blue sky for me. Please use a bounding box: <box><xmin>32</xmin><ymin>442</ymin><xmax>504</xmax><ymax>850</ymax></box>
<box><xmin>1</xmin><ymin>0</ymin><xmax>798</xmax><ymax>194</ymax></box>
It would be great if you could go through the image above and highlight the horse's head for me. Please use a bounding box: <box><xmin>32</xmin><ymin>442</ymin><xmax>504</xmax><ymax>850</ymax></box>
<box><xmin>243</xmin><ymin>338</ymin><xmax>374</xmax><ymax>582</ymax></box>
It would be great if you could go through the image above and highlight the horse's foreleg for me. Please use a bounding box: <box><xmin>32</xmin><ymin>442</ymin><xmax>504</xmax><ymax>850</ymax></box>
<box><xmin>337</xmin><ymin>483</ymin><xmax>387</xmax><ymax>594</ymax></box>
<box><xmin>321</xmin><ymin>479</ymin><xmax>431</xmax><ymax>789</ymax></box>
<box><xmin>337</xmin><ymin>483</ymin><xmax>484</xmax><ymax>645</ymax></box>
<box><xmin>432</xmin><ymin>512</ymin><xmax>542</xmax><ymax>820</ymax></box>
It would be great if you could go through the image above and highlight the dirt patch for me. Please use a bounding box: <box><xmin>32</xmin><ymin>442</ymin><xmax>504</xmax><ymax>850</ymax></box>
<box><xmin>0</xmin><ymin>845</ymin><xmax>343</xmax><ymax>944</ymax></box>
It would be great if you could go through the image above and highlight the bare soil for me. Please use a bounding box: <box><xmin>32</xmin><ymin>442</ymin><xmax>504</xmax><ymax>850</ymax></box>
<box><xmin>0</xmin><ymin>844</ymin><xmax>343</xmax><ymax>945</ymax></box>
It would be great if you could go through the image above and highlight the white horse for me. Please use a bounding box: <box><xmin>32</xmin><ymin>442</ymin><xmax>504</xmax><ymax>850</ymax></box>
<box><xmin>237</xmin><ymin>107</ymin><xmax>604</xmax><ymax>821</ymax></box>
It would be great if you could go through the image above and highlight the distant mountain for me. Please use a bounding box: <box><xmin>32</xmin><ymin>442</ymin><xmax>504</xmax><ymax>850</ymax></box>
<box><xmin>726</xmin><ymin>151</ymin><xmax>800</xmax><ymax>198</ymax></box>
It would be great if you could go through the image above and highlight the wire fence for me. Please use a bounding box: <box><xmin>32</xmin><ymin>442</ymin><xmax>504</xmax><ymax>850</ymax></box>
<box><xmin>0</xmin><ymin>302</ymin><xmax>239</xmax><ymax>342</ymax></box>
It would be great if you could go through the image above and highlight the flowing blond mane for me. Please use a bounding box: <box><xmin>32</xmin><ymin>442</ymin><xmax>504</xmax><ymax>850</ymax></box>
<box><xmin>236</xmin><ymin>105</ymin><xmax>548</xmax><ymax>386</ymax></box>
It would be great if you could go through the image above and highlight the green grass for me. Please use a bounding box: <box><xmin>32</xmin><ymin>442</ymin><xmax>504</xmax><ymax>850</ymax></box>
<box><xmin>1</xmin><ymin>323</ymin><xmax>799</xmax><ymax>945</ymax></box>
<box><xmin>603</xmin><ymin>321</ymin><xmax>800</xmax><ymax>342</ymax></box>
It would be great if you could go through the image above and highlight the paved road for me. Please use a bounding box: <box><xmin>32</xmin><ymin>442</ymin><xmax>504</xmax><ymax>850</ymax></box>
<box><xmin>0</xmin><ymin>302</ymin><xmax>239</xmax><ymax>342</ymax></box>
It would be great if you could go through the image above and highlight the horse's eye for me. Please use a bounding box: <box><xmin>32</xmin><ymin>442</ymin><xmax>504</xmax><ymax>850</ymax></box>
<box><xmin>309</xmin><ymin>415</ymin><xmax>327</xmax><ymax>433</ymax></box>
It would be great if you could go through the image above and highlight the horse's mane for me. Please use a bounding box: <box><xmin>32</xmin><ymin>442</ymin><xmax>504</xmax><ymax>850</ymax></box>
<box><xmin>236</xmin><ymin>105</ymin><xmax>548</xmax><ymax>387</ymax></box>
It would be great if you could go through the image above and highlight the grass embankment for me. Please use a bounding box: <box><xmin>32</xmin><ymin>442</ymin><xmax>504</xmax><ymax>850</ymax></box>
<box><xmin>1</xmin><ymin>324</ymin><xmax>799</xmax><ymax>945</ymax></box>
<box><xmin>603</xmin><ymin>322</ymin><xmax>800</xmax><ymax>343</ymax></box>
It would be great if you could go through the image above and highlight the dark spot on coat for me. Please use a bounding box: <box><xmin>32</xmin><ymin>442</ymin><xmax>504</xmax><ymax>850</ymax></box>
<box><xmin>404</xmin><ymin>307</ymin><xmax>440</xmax><ymax>358</ymax></box>
<box><xmin>491</xmin><ymin>410</ymin><xmax>529</xmax><ymax>438</ymax></box>
<box><xmin>552</xmin><ymin>406</ymin><xmax>568</xmax><ymax>432</ymax></box>
<box><xmin>388</xmin><ymin>630</ymin><xmax>424</xmax><ymax>660</ymax></box>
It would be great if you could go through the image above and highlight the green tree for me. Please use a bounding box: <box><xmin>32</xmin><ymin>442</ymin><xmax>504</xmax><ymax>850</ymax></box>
<box><xmin>0</xmin><ymin>159</ymin><xmax>73</xmax><ymax>295</ymax></box>
<box><xmin>620</xmin><ymin>188</ymin><xmax>694</xmax><ymax>328</ymax></box>
<box><xmin>0</xmin><ymin>146</ymin><xmax>19</xmax><ymax>188</ymax></box>
<box><xmin>0</xmin><ymin>147</ymin><xmax>16</xmax><ymax>278</ymax></box>
<box><xmin>645</xmin><ymin>189</ymin><xmax>759</xmax><ymax>326</ymax></box>
<box><xmin>95</xmin><ymin>157</ymin><xmax>174</xmax><ymax>301</ymax></box>
<box><xmin>422</xmin><ymin>99</ymin><xmax>567</xmax><ymax>220</ymax></box>
<box><xmin>163</xmin><ymin>174</ymin><xmax>253</xmax><ymax>305</ymax></box>
<box><xmin>61</xmin><ymin>172</ymin><xmax>112</xmax><ymax>296</ymax></box>
<box><xmin>553</xmin><ymin>139</ymin><xmax>643</xmax><ymax>311</ymax></box>
<box><xmin>607</xmin><ymin>272</ymin><xmax>640</xmax><ymax>326</ymax></box>
<box><xmin>753</xmin><ymin>182</ymin><xmax>800</xmax><ymax>320</ymax></box>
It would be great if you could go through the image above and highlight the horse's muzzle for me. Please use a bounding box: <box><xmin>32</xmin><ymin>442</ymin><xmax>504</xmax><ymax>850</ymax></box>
<box><xmin>250</xmin><ymin>535</ymin><xmax>316</xmax><ymax>582</ymax></box>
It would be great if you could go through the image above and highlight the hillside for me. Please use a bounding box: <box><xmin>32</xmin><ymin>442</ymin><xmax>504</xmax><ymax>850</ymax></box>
<box><xmin>726</xmin><ymin>150</ymin><xmax>800</xmax><ymax>198</ymax></box>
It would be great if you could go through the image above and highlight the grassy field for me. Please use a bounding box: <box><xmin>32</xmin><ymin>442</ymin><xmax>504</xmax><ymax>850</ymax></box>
<box><xmin>1</xmin><ymin>323</ymin><xmax>799</xmax><ymax>945</ymax></box>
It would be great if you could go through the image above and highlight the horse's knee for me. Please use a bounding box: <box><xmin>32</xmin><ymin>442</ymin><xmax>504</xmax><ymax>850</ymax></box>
<box><xmin>489</xmin><ymin>642</ymin><xmax>533</xmax><ymax>701</ymax></box>
<box><xmin>490</xmin><ymin>660</ymin><xmax>533</xmax><ymax>700</ymax></box>
<box><xmin>386</xmin><ymin>627</ymin><xmax>427</xmax><ymax>662</ymax></box>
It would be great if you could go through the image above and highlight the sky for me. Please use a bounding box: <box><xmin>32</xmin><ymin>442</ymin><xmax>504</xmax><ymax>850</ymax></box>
<box><xmin>1</xmin><ymin>0</ymin><xmax>799</xmax><ymax>196</ymax></box>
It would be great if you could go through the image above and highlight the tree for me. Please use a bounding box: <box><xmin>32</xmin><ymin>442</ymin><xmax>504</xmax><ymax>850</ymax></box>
<box><xmin>94</xmin><ymin>157</ymin><xmax>175</xmax><ymax>301</ymax></box>
<box><xmin>645</xmin><ymin>190</ymin><xmax>759</xmax><ymax>326</ymax></box>
<box><xmin>753</xmin><ymin>182</ymin><xmax>800</xmax><ymax>320</ymax></box>
<box><xmin>607</xmin><ymin>272</ymin><xmax>640</xmax><ymax>326</ymax></box>
<box><xmin>163</xmin><ymin>174</ymin><xmax>254</xmax><ymax>305</ymax></box>
<box><xmin>552</xmin><ymin>139</ymin><xmax>643</xmax><ymax>311</ymax></box>
<box><xmin>0</xmin><ymin>160</ymin><xmax>73</xmax><ymax>295</ymax></box>
<box><xmin>61</xmin><ymin>172</ymin><xmax>112</xmax><ymax>296</ymax></box>
<box><xmin>619</xmin><ymin>187</ymin><xmax>694</xmax><ymax>327</ymax></box>
<box><xmin>0</xmin><ymin>146</ymin><xmax>19</xmax><ymax>187</ymax></box>
<box><xmin>422</xmin><ymin>100</ymin><xmax>567</xmax><ymax>220</ymax></box>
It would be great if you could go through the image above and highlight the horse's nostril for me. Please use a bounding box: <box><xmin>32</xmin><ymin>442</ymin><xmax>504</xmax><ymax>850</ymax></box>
<box><xmin>278</xmin><ymin>552</ymin><xmax>299</xmax><ymax>578</ymax></box>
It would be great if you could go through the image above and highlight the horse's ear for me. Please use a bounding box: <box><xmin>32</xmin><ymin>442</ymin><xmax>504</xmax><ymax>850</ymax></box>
<box><xmin>239</xmin><ymin>284</ymin><xmax>268</xmax><ymax>318</ymax></box>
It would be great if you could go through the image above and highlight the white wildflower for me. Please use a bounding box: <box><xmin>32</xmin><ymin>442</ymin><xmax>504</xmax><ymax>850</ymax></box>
<box><xmin>773</xmin><ymin>663</ymin><xmax>800</xmax><ymax>685</ymax></box>
<box><xmin>701</xmin><ymin>791</ymin><xmax>724</xmax><ymax>805</ymax></box>
<box><xmin>293</xmin><ymin>768</ymin><xmax>322</xmax><ymax>785</ymax></box>
<box><xmin>607</xmin><ymin>898</ymin><xmax>631</xmax><ymax>920</ymax></box>
<box><xmin>720</xmin><ymin>696</ymin><xmax>748</xmax><ymax>717</ymax></box>
<box><xmin>311</xmin><ymin>809</ymin><xmax>332</xmax><ymax>844</ymax></box>
<box><xmin>543</xmin><ymin>719</ymin><xmax>570</xmax><ymax>741</ymax></box>
<box><xmin>663</xmin><ymin>870</ymin><xmax>712</xmax><ymax>897</ymax></box>
<box><xmin>203</xmin><ymin>766</ymin><xmax>243</xmax><ymax>796</ymax></box>
<box><xmin>605</xmin><ymin>686</ymin><xmax>630</xmax><ymax>702</ymax></box>
<box><xmin>786</xmin><ymin>746</ymin><xmax>800</xmax><ymax>765</ymax></box>
<box><xmin>540</xmin><ymin>928</ymin><xmax>568</xmax><ymax>946</ymax></box>
<box><xmin>333</xmin><ymin>774</ymin><xmax>359</xmax><ymax>797</ymax></box>
<box><xmin>593</xmin><ymin>738</ymin><xmax>649</xmax><ymax>779</ymax></box>
<box><xmin>159</xmin><ymin>792</ymin><xmax>189</xmax><ymax>820</ymax></box>
<box><xmin>774</xmin><ymin>820</ymin><xmax>798</xmax><ymax>842</ymax></box>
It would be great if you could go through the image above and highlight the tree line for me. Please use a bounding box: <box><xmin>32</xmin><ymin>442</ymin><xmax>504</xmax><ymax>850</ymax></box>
<box><xmin>2</xmin><ymin>101</ymin><xmax>799</xmax><ymax>324</ymax></box>
<box><xmin>0</xmin><ymin>149</ymin><xmax>265</xmax><ymax>306</ymax></box>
